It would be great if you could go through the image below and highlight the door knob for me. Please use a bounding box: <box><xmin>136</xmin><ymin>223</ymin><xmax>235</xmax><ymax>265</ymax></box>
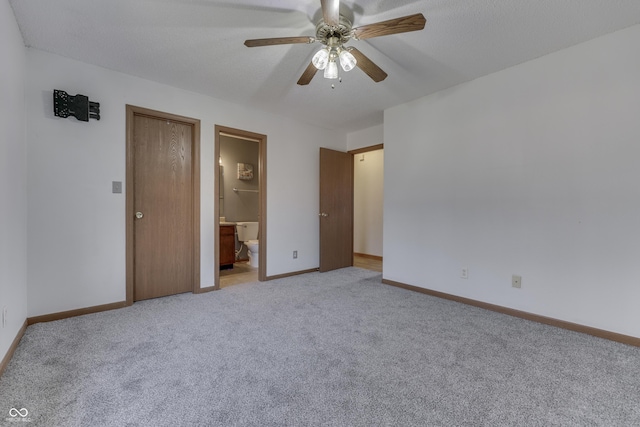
<box><xmin>135</xmin><ymin>212</ymin><xmax>144</xmax><ymax>219</ymax></box>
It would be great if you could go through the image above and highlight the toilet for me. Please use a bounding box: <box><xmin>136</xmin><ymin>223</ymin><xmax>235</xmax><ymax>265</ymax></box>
<box><xmin>235</xmin><ymin>221</ymin><xmax>259</xmax><ymax>268</ymax></box>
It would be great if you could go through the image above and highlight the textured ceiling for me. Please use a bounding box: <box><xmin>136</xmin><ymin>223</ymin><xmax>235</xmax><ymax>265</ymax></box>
<box><xmin>9</xmin><ymin>0</ymin><xmax>640</xmax><ymax>132</ymax></box>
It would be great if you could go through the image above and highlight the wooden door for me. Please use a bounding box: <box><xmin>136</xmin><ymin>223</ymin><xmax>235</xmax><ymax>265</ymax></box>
<box><xmin>131</xmin><ymin>113</ymin><xmax>194</xmax><ymax>300</ymax></box>
<box><xmin>319</xmin><ymin>148</ymin><xmax>354</xmax><ymax>272</ymax></box>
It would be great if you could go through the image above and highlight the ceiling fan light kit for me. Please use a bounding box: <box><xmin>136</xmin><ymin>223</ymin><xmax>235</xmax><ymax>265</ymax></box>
<box><xmin>312</xmin><ymin>48</ymin><xmax>329</xmax><ymax>70</ymax></box>
<box><xmin>313</xmin><ymin>46</ymin><xmax>357</xmax><ymax>79</ymax></box>
<box><xmin>244</xmin><ymin>1</ymin><xmax>426</xmax><ymax>86</ymax></box>
<box><xmin>338</xmin><ymin>49</ymin><xmax>357</xmax><ymax>72</ymax></box>
<box><xmin>324</xmin><ymin>60</ymin><xmax>339</xmax><ymax>79</ymax></box>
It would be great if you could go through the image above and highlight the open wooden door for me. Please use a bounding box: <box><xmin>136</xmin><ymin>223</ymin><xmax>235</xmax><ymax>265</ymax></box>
<box><xmin>319</xmin><ymin>148</ymin><xmax>354</xmax><ymax>272</ymax></box>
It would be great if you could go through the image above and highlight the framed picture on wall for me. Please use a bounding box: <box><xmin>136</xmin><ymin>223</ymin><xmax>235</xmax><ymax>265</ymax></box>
<box><xmin>237</xmin><ymin>163</ymin><xmax>253</xmax><ymax>180</ymax></box>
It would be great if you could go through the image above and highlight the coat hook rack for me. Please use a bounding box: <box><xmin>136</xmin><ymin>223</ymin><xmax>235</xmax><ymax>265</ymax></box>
<box><xmin>53</xmin><ymin>89</ymin><xmax>100</xmax><ymax>121</ymax></box>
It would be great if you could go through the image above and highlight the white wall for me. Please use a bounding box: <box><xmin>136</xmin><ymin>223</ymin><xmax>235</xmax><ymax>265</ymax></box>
<box><xmin>354</xmin><ymin>150</ymin><xmax>384</xmax><ymax>257</ymax></box>
<box><xmin>0</xmin><ymin>0</ymin><xmax>28</xmax><ymax>361</ymax></box>
<box><xmin>25</xmin><ymin>49</ymin><xmax>345</xmax><ymax>317</ymax></box>
<box><xmin>384</xmin><ymin>24</ymin><xmax>640</xmax><ymax>338</ymax></box>
<box><xmin>347</xmin><ymin>124</ymin><xmax>383</xmax><ymax>151</ymax></box>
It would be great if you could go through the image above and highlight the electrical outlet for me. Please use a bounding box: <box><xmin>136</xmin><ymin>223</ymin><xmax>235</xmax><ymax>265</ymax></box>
<box><xmin>461</xmin><ymin>267</ymin><xmax>468</xmax><ymax>279</ymax></box>
<box><xmin>512</xmin><ymin>275</ymin><xmax>522</xmax><ymax>289</ymax></box>
<box><xmin>293</xmin><ymin>250</ymin><xmax>298</xmax><ymax>259</ymax></box>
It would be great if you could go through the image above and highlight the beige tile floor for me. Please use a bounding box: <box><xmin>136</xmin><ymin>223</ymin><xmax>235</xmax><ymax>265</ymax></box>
<box><xmin>219</xmin><ymin>261</ymin><xmax>257</xmax><ymax>288</ymax></box>
<box><xmin>219</xmin><ymin>254</ymin><xmax>382</xmax><ymax>289</ymax></box>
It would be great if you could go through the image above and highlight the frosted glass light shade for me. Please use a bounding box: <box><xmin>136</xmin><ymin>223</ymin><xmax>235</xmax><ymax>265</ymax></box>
<box><xmin>339</xmin><ymin>50</ymin><xmax>357</xmax><ymax>72</ymax></box>
<box><xmin>324</xmin><ymin>60</ymin><xmax>339</xmax><ymax>79</ymax></box>
<box><xmin>312</xmin><ymin>49</ymin><xmax>329</xmax><ymax>70</ymax></box>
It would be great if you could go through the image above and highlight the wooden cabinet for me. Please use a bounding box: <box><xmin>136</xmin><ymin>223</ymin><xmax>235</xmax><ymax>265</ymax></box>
<box><xmin>220</xmin><ymin>225</ymin><xmax>236</xmax><ymax>268</ymax></box>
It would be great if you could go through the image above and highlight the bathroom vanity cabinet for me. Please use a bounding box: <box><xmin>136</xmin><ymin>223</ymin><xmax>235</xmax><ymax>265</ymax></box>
<box><xmin>220</xmin><ymin>225</ymin><xmax>236</xmax><ymax>268</ymax></box>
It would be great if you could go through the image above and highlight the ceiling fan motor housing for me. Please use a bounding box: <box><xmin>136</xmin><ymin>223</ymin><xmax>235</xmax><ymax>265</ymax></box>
<box><xmin>316</xmin><ymin>15</ymin><xmax>353</xmax><ymax>45</ymax></box>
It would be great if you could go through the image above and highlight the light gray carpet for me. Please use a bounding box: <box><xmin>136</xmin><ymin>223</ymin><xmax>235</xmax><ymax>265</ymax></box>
<box><xmin>1</xmin><ymin>267</ymin><xmax>639</xmax><ymax>426</ymax></box>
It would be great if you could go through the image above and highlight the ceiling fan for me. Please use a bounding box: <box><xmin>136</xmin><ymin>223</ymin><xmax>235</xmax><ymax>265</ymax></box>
<box><xmin>244</xmin><ymin>0</ymin><xmax>426</xmax><ymax>85</ymax></box>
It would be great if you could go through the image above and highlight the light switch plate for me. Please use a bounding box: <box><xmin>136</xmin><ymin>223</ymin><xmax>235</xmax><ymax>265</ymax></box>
<box><xmin>112</xmin><ymin>181</ymin><xmax>122</xmax><ymax>193</ymax></box>
<box><xmin>512</xmin><ymin>275</ymin><xmax>522</xmax><ymax>289</ymax></box>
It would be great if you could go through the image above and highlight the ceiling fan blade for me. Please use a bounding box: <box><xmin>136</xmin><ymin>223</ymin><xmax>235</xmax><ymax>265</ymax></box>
<box><xmin>297</xmin><ymin>61</ymin><xmax>319</xmax><ymax>85</ymax></box>
<box><xmin>321</xmin><ymin>0</ymin><xmax>340</xmax><ymax>27</ymax></box>
<box><xmin>244</xmin><ymin>36</ymin><xmax>314</xmax><ymax>47</ymax></box>
<box><xmin>353</xmin><ymin>13</ymin><xmax>426</xmax><ymax>40</ymax></box>
<box><xmin>348</xmin><ymin>48</ymin><xmax>388</xmax><ymax>82</ymax></box>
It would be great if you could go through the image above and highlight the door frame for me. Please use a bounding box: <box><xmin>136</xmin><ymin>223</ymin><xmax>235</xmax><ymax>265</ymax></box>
<box><xmin>214</xmin><ymin>125</ymin><xmax>267</xmax><ymax>288</ymax></box>
<box><xmin>347</xmin><ymin>143</ymin><xmax>383</xmax><ymax>156</ymax></box>
<box><xmin>125</xmin><ymin>105</ymin><xmax>201</xmax><ymax>305</ymax></box>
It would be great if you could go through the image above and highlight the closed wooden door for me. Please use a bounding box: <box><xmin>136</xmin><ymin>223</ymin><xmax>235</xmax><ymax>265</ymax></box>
<box><xmin>132</xmin><ymin>114</ymin><xmax>194</xmax><ymax>300</ymax></box>
<box><xmin>319</xmin><ymin>148</ymin><xmax>354</xmax><ymax>272</ymax></box>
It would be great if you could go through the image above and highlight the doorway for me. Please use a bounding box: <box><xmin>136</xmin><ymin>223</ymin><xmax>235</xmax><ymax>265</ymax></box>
<box><xmin>318</xmin><ymin>145</ymin><xmax>383</xmax><ymax>273</ymax></box>
<box><xmin>214</xmin><ymin>126</ymin><xmax>267</xmax><ymax>289</ymax></box>
<box><xmin>125</xmin><ymin>105</ymin><xmax>201</xmax><ymax>304</ymax></box>
<box><xmin>349</xmin><ymin>144</ymin><xmax>383</xmax><ymax>273</ymax></box>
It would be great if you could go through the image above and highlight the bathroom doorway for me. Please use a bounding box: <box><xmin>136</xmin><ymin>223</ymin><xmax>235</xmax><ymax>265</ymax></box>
<box><xmin>214</xmin><ymin>126</ymin><xmax>267</xmax><ymax>289</ymax></box>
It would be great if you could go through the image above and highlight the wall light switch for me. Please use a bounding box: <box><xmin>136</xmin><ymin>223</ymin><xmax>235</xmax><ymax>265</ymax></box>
<box><xmin>112</xmin><ymin>181</ymin><xmax>122</xmax><ymax>194</ymax></box>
